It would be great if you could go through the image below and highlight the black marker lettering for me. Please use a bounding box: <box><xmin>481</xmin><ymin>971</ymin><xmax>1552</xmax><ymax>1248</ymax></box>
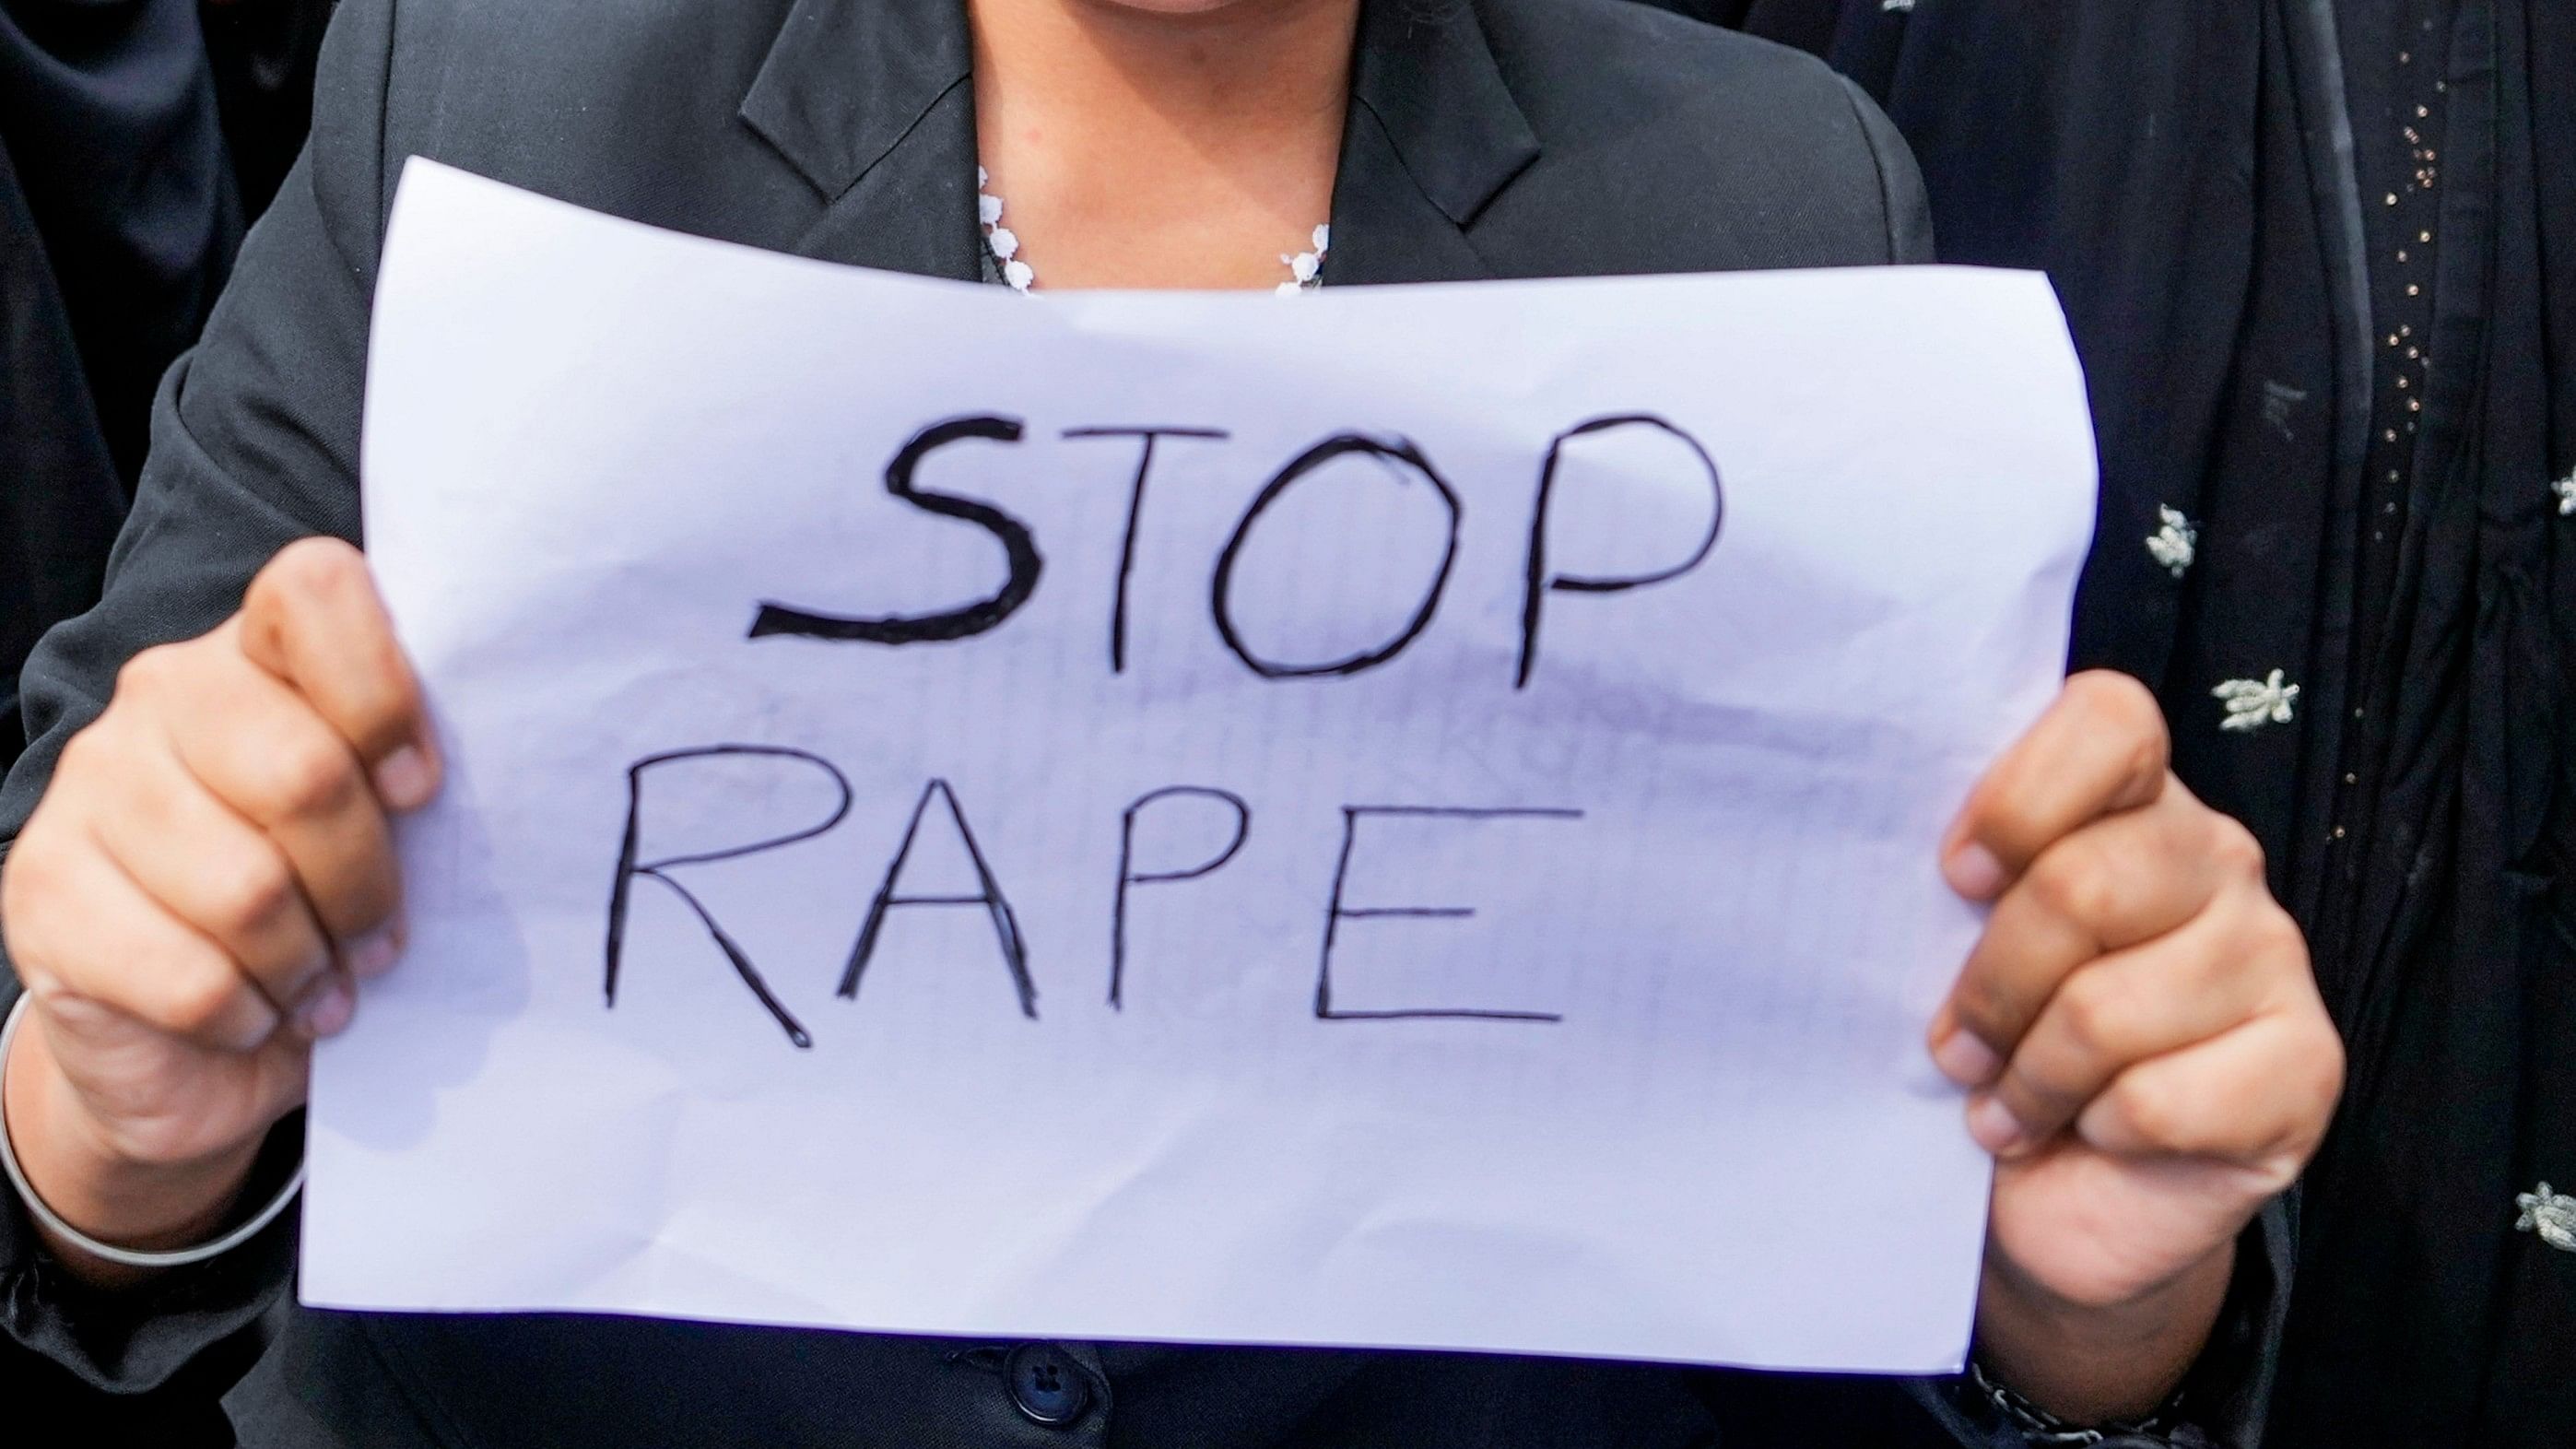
<box><xmin>1517</xmin><ymin>415</ymin><xmax>1723</xmax><ymax>688</ymax></box>
<box><xmin>1314</xmin><ymin>806</ymin><xmax>1582</xmax><ymax>1022</ymax></box>
<box><xmin>1211</xmin><ymin>433</ymin><xmax>1462</xmax><ymax>678</ymax></box>
<box><xmin>605</xmin><ymin>746</ymin><xmax>853</xmax><ymax>1048</ymax></box>
<box><xmin>1062</xmin><ymin>427</ymin><xmax>1230</xmax><ymax>672</ymax></box>
<box><xmin>750</xmin><ymin>415</ymin><xmax>1042</xmax><ymax>644</ymax></box>
<box><xmin>1110</xmin><ymin>785</ymin><xmax>1252</xmax><ymax>1008</ymax></box>
<box><xmin>841</xmin><ymin>779</ymin><xmax>1038</xmax><ymax>1018</ymax></box>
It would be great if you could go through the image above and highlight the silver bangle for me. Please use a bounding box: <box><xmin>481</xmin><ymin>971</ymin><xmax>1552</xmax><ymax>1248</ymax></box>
<box><xmin>0</xmin><ymin>992</ymin><xmax>303</xmax><ymax>1269</ymax></box>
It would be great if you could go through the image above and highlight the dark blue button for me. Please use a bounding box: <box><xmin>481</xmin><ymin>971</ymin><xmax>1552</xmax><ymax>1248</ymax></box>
<box><xmin>1004</xmin><ymin>1342</ymin><xmax>1092</xmax><ymax>1428</ymax></box>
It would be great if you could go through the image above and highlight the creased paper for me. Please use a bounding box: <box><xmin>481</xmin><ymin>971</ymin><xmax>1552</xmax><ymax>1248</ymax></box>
<box><xmin>312</xmin><ymin>159</ymin><xmax>2098</xmax><ymax>1374</ymax></box>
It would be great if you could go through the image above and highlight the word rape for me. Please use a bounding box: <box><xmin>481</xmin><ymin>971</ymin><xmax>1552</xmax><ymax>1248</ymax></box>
<box><xmin>606</xmin><ymin>750</ymin><xmax>1588</xmax><ymax>1048</ymax></box>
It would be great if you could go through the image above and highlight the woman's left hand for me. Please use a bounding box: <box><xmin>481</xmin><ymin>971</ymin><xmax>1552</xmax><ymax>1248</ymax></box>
<box><xmin>1932</xmin><ymin>671</ymin><xmax>2343</xmax><ymax>1423</ymax></box>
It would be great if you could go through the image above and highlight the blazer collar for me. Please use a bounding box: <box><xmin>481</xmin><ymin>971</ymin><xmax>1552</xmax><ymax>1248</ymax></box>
<box><xmin>735</xmin><ymin>0</ymin><xmax>1541</xmax><ymax>285</ymax></box>
<box><xmin>1344</xmin><ymin>0</ymin><xmax>1539</xmax><ymax>232</ymax></box>
<box><xmin>739</xmin><ymin>0</ymin><xmax>972</xmax><ymax>206</ymax></box>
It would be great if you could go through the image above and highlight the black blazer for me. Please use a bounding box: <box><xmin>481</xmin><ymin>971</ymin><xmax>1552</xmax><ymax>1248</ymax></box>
<box><xmin>0</xmin><ymin>1</ymin><xmax>2094</xmax><ymax>1444</ymax></box>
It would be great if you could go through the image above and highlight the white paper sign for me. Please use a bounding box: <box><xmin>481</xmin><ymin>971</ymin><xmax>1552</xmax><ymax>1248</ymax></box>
<box><xmin>315</xmin><ymin>159</ymin><xmax>2097</xmax><ymax>1374</ymax></box>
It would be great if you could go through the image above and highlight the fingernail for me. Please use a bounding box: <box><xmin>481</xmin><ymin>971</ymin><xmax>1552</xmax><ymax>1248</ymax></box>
<box><xmin>293</xmin><ymin>976</ymin><xmax>355</xmax><ymax>1040</ymax></box>
<box><xmin>1946</xmin><ymin>842</ymin><xmax>2006</xmax><ymax>901</ymax></box>
<box><xmin>373</xmin><ymin>746</ymin><xmax>434</xmax><ymax>812</ymax></box>
<box><xmin>1967</xmin><ymin>1094</ymin><xmax>2027</xmax><ymax>1156</ymax></box>
<box><xmin>1932</xmin><ymin>1030</ymin><xmax>2003</xmax><ymax>1088</ymax></box>
<box><xmin>343</xmin><ymin>927</ymin><xmax>403</xmax><ymax>981</ymax></box>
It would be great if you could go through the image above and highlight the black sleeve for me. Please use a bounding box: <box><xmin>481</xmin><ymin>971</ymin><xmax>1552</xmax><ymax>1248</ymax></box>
<box><xmin>0</xmin><ymin>1121</ymin><xmax>305</xmax><ymax>1399</ymax></box>
<box><xmin>0</xmin><ymin>0</ymin><xmax>397</xmax><ymax>1398</ymax></box>
<box><xmin>1836</xmin><ymin>72</ymin><xmax>1934</xmax><ymax>265</ymax></box>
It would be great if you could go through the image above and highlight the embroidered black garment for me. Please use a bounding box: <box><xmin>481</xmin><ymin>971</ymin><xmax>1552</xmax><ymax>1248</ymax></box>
<box><xmin>1659</xmin><ymin>1</ymin><xmax>2576</xmax><ymax>1443</ymax></box>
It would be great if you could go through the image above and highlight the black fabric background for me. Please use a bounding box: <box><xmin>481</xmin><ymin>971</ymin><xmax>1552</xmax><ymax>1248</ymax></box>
<box><xmin>1653</xmin><ymin>3</ymin><xmax>2576</xmax><ymax>1444</ymax></box>
<box><xmin>0</xmin><ymin>0</ymin><xmax>332</xmax><ymax>775</ymax></box>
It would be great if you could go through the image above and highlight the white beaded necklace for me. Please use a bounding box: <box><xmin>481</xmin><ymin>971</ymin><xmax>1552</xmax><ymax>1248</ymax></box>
<box><xmin>978</xmin><ymin>168</ymin><xmax>1329</xmax><ymax>296</ymax></box>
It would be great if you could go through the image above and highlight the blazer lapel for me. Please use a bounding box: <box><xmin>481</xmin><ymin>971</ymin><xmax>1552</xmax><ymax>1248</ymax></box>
<box><xmin>738</xmin><ymin>0</ymin><xmax>982</xmax><ymax>279</ymax></box>
<box><xmin>1325</xmin><ymin>0</ymin><xmax>1542</xmax><ymax>286</ymax></box>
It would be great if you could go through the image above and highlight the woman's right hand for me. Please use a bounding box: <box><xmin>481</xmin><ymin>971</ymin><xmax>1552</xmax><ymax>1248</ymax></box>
<box><xmin>0</xmin><ymin>538</ymin><xmax>439</xmax><ymax>1280</ymax></box>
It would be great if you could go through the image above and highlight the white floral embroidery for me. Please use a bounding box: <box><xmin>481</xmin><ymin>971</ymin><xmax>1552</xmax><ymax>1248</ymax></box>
<box><xmin>2146</xmin><ymin>505</ymin><xmax>2198</xmax><ymax>578</ymax></box>
<box><xmin>2517</xmin><ymin>1183</ymin><xmax>2576</xmax><ymax>1253</ymax></box>
<box><xmin>2213</xmin><ymin>670</ymin><xmax>2300</xmax><ymax>733</ymax></box>
<box><xmin>2553</xmin><ymin>469</ymin><xmax>2575</xmax><ymax>517</ymax></box>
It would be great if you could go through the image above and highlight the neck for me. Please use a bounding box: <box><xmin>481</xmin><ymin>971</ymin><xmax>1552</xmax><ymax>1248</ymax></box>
<box><xmin>972</xmin><ymin>0</ymin><xmax>1359</xmax><ymax>143</ymax></box>
<box><xmin>969</xmin><ymin>0</ymin><xmax>1359</xmax><ymax>289</ymax></box>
